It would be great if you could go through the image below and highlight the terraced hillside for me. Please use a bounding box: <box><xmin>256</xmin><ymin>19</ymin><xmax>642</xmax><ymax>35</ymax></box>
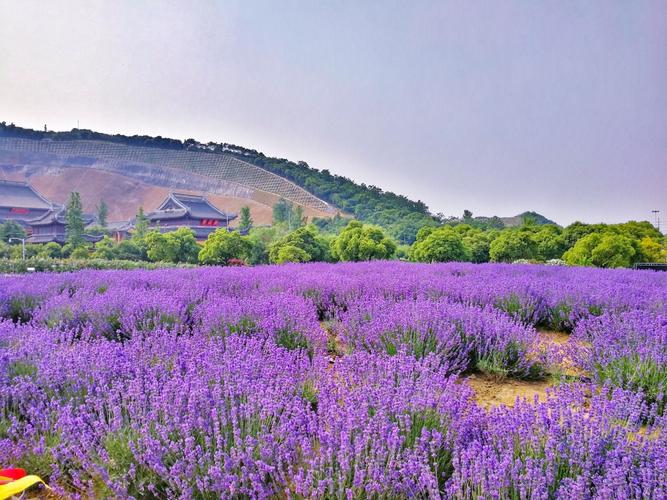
<box><xmin>0</xmin><ymin>136</ymin><xmax>335</xmax><ymax>217</ymax></box>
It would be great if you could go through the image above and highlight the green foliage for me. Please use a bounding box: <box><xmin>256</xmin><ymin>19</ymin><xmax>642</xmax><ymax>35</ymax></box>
<box><xmin>563</xmin><ymin>233</ymin><xmax>637</xmax><ymax>268</ymax></box>
<box><xmin>96</xmin><ymin>199</ymin><xmax>109</xmax><ymax>227</ymax></box>
<box><xmin>638</xmin><ymin>237</ymin><xmax>666</xmax><ymax>262</ymax></box>
<box><xmin>269</xmin><ymin>225</ymin><xmax>330</xmax><ymax>264</ymax></box>
<box><xmin>330</xmin><ymin>220</ymin><xmax>396</xmax><ymax>262</ymax></box>
<box><xmin>70</xmin><ymin>246</ymin><xmax>90</xmax><ymax>260</ymax></box>
<box><xmin>594</xmin><ymin>355</ymin><xmax>667</xmax><ymax>414</ymax></box>
<box><xmin>0</xmin><ymin>220</ymin><xmax>27</xmax><ymax>243</ymax></box>
<box><xmin>410</xmin><ymin>226</ymin><xmax>470</xmax><ymax>263</ymax></box>
<box><xmin>239</xmin><ymin>206</ymin><xmax>253</xmax><ymax>231</ymax></box>
<box><xmin>273</xmin><ymin>245</ymin><xmax>311</xmax><ymax>264</ymax></box>
<box><xmin>245</xmin><ymin>226</ymin><xmax>286</xmax><ymax>265</ymax></box>
<box><xmin>272</xmin><ymin>198</ymin><xmax>306</xmax><ymax>230</ymax></box>
<box><xmin>145</xmin><ymin>228</ymin><xmax>199</xmax><ymax>264</ymax></box>
<box><xmin>489</xmin><ymin>230</ymin><xmax>538</xmax><ymax>262</ymax></box>
<box><xmin>66</xmin><ymin>192</ymin><xmax>85</xmax><ymax>247</ymax></box>
<box><xmin>462</xmin><ymin>230</ymin><xmax>495</xmax><ymax>263</ymax></box>
<box><xmin>115</xmin><ymin>239</ymin><xmax>146</xmax><ymax>261</ymax></box>
<box><xmin>133</xmin><ymin>206</ymin><xmax>149</xmax><ymax>240</ymax></box>
<box><xmin>0</xmin><ymin>258</ymin><xmax>193</xmax><ymax>274</ymax></box>
<box><xmin>91</xmin><ymin>236</ymin><xmax>117</xmax><ymax>259</ymax></box>
<box><xmin>198</xmin><ymin>229</ymin><xmax>252</xmax><ymax>265</ymax></box>
<box><xmin>532</xmin><ymin>225</ymin><xmax>567</xmax><ymax>261</ymax></box>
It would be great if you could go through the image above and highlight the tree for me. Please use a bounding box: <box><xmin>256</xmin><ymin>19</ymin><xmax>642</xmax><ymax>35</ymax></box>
<box><xmin>239</xmin><ymin>206</ymin><xmax>253</xmax><ymax>232</ymax></box>
<box><xmin>330</xmin><ymin>220</ymin><xmax>396</xmax><ymax>262</ymax></box>
<box><xmin>463</xmin><ymin>230</ymin><xmax>496</xmax><ymax>263</ymax></box>
<box><xmin>39</xmin><ymin>242</ymin><xmax>62</xmax><ymax>259</ymax></box>
<box><xmin>410</xmin><ymin>226</ymin><xmax>470</xmax><ymax>263</ymax></box>
<box><xmin>272</xmin><ymin>198</ymin><xmax>292</xmax><ymax>225</ymax></box>
<box><xmin>489</xmin><ymin>230</ymin><xmax>538</xmax><ymax>262</ymax></box>
<box><xmin>563</xmin><ymin>232</ymin><xmax>637</xmax><ymax>268</ymax></box>
<box><xmin>590</xmin><ymin>234</ymin><xmax>636</xmax><ymax>268</ymax></box>
<box><xmin>133</xmin><ymin>207</ymin><xmax>149</xmax><ymax>240</ymax></box>
<box><xmin>0</xmin><ymin>221</ymin><xmax>26</xmax><ymax>243</ymax></box>
<box><xmin>268</xmin><ymin>225</ymin><xmax>330</xmax><ymax>264</ymax></box>
<box><xmin>273</xmin><ymin>245</ymin><xmax>311</xmax><ymax>264</ymax></box>
<box><xmin>638</xmin><ymin>237</ymin><xmax>666</xmax><ymax>263</ymax></box>
<box><xmin>199</xmin><ymin>229</ymin><xmax>252</xmax><ymax>265</ymax></box>
<box><xmin>145</xmin><ymin>228</ymin><xmax>199</xmax><ymax>264</ymax></box>
<box><xmin>115</xmin><ymin>239</ymin><xmax>145</xmax><ymax>261</ymax></box>
<box><xmin>563</xmin><ymin>233</ymin><xmax>602</xmax><ymax>267</ymax></box>
<box><xmin>91</xmin><ymin>236</ymin><xmax>117</xmax><ymax>260</ymax></box>
<box><xmin>532</xmin><ymin>225</ymin><xmax>567</xmax><ymax>261</ymax></box>
<box><xmin>272</xmin><ymin>199</ymin><xmax>305</xmax><ymax>230</ymax></box>
<box><xmin>66</xmin><ymin>192</ymin><xmax>85</xmax><ymax>247</ymax></box>
<box><xmin>96</xmin><ymin>199</ymin><xmax>109</xmax><ymax>228</ymax></box>
<box><xmin>70</xmin><ymin>246</ymin><xmax>90</xmax><ymax>260</ymax></box>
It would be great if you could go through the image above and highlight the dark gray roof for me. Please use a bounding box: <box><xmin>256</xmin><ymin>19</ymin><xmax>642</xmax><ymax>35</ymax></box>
<box><xmin>26</xmin><ymin>233</ymin><xmax>103</xmax><ymax>244</ymax></box>
<box><xmin>28</xmin><ymin>206</ymin><xmax>96</xmax><ymax>226</ymax></box>
<box><xmin>0</xmin><ymin>180</ymin><xmax>52</xmax><ymax>209</ymax></box>
<box><xmin>150</xmin><ymin>193</ymin><xmax>237</xmax><ymax>220</ymax></box>
<box><xmin>146</xmin><ymin>208</ymin><xmax>187</xmax><ymax>221</ymax></box>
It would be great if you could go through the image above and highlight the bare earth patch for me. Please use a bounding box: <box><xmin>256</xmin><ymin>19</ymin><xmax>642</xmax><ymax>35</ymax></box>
<box><xmin>464</xmin><ymin>373</ymin><xmax>554</xmax><ymax>409</ymax></box>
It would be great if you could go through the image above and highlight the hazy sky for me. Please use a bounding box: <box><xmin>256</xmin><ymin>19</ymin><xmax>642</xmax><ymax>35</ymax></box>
<box><xmin>1</xmin><ymin>1</ymin><xmax>665</xmax><ymax>225</ymax></box>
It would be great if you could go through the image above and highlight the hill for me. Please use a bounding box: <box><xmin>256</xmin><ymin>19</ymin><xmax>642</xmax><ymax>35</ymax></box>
<box><xmin>0</xmin><ymin>121</ymin><xmax>556</xmax><ymax>243</ymax></box>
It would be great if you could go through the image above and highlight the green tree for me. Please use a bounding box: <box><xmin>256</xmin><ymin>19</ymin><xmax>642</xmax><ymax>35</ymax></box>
<box><xmin>273</xmin><ymin>245</ymin><xmax>311</xmax><ymax>264</ymax></box>
<box><xmin>330</xmin><ymin>220</ymin><xmax>396</xmax><ymax>262</ymax></box>
<box><xmin>199</xmin><ymin>229</ymin><xmax>252</xmax><ymax>265</ymax></box>
<box><xmin>38</xmin><ymin>242</ymin><xmax>62</xmax><ymax>258</ymax></box>
<box><xmin>66</xmin><ymin>192</ymin><xmax>85</xmax><ymax>247</ymax></box>
<box><xmin>489</xmin><ymin>230</ymin><xmax>538</xmax><ymax>262</ymax></box>
<box><xmin>410</xmin><ymin>226</ymin><xmax>470</xmax><ymax>262</ymax></box>
<box><xmin>96</xmin><ymin>199</ymin><xmax>109</xmax><ymax>228</ymax></box>
<box><xmin>272</xmin><ymin>198</ymin><xmax>292</xmax><ymax>225</ymax></box>
<box><xmin>638</xmin><ymin>237</ymin><xmax>666</xmax><ymax>263</ymax></box>
<box><xmin>145</xmin><ymin>228</ymin><xmax>199</xmax><ymax>263</ymax></box>
<box><xmin>462</xmin><ymin>230</ymin><xmax>496</xmax><ymax>263</ymax></box>
<box><xmin>0</xmin><ymin>221</ymin><xmax>27</xmax><ymax>243</ymax></box>
<box><xmin>116</xmin><ymin>240</ymin><xmax>145</xmax><ymax>261</ymax></box>
<box><xmin>563</xmin><ymin>233</ymin><xmax>602</xmax><ymax>267</ymax></box>
<box><xmin>91</xmin><ymin>236</ymin><xmax>117</xmax><ymax>260</ymax></box>
<box><xmin>563</xmin><ymin>232</ymin><xmax>637</xmax><ymax>268</ymax></box>
<box><xmin>269</xmin><ymin>225</ymin><xmax>330</xmax><ymax>263</ymax></box>
<box><xmin>70</xmin><ymin>246</ymin><xmax>90</xmax><ymax>260</ymax></box>
<box><xmin>239</xmin><ymin>206</ymin><xmax>253</xmax><ymax>232</ymax></box>
<box><xmin>590</xmin><ymin>234</ymin><xmax>636</xmax><ymax>268</ymax></box>
<box><xmin>133</xmin><ymin>206</ymin><xmax>149</xmax><ymax>240</ymax></box>
<box><xmin>532</xmin><ymin>225</ymin><xmax>567</xmax><ymax>261</ymax></box>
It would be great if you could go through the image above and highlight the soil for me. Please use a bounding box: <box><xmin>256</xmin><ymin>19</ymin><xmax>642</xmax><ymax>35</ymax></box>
<box><xmin>464</xmin><ymin>373</ymin><xmax>554</xmax><ymax>409</ymax></box>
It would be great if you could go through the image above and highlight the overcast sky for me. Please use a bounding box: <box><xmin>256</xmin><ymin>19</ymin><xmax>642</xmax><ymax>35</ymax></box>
<box><xmin>1</xmin><ymin>1</ymin><xmax>665</xmax><ymax>225</ymax></box>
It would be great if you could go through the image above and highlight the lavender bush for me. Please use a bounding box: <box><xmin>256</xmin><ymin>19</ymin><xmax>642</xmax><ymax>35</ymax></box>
<box><xmin>0</xmin><ymin>262</ymin><xmax>665</xmax><ymax>497</ymax></box>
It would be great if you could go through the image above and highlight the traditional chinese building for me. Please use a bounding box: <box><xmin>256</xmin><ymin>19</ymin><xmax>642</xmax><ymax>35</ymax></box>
<box><xmin>0</xmin><ymin>180</ymin><xmax>53</xmax><ymax>225</ymax></box>
<box><xmin>146</xmin><ymin>193</ymin><xmax>236</xmax><ymax>239</ymax></box>
<box><xmin>27</xmin><ymin>207</ymin><xmax>103</xmax><ymax>244</ymax></box>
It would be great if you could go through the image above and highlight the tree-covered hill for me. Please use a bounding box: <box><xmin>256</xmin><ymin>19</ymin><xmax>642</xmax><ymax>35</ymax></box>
<box><xmin>0</xmin><ymin>121</ymin><xmax>556</xmax><ymax>244</ymax></box>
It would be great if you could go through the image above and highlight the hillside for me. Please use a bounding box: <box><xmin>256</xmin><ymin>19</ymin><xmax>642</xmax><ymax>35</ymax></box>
<box><xmin>0</xmin><ymin>122</ymin><xmax>556</xmax><ymax>242</ymax></box>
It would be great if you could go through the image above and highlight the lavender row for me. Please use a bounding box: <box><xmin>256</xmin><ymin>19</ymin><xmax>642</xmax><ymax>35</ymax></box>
<box><xmin>2</xmin><ymin>320</ymin><xmax>665</xmax><ymax>498</ymax></box>
<box><xmin>2</xmin><ymin>262</ymin><xmax>665</xmax><ymax>329</ymax></box>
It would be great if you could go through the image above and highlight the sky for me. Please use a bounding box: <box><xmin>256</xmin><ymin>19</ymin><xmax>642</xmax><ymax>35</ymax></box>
<box><xmin>0</xmin><ymin>1</ymin><xmax>665</xmax><ymax>226</ymax></box>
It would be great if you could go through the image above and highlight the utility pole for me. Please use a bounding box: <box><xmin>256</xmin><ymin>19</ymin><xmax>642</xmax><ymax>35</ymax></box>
<box><xmin>652</xmin><ymin>210</ymin><xmax>661</xmax><ymax>232</ymax></box>
<box><xmin>9</xmin><ymin>237</ymin><xmax>26</xmax><ymax>260</ymax></box>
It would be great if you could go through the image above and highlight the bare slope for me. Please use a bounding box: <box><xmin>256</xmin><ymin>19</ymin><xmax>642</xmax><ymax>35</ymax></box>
<box><xmin>0</xmin><ymin>137</ymin><xmax>334</xmax><ymax>224</ymax></box>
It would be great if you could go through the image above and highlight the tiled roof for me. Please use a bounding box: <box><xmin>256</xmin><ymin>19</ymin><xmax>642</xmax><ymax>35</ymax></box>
<box><xmin>149</xmin><ymin>193</ymin><xmax>237</xmax><ymax>221</ymax></box>
<box><xmin>0</xmin><ymin>180</ymin><xmax>52</xmax><ymax>209</ymax></box>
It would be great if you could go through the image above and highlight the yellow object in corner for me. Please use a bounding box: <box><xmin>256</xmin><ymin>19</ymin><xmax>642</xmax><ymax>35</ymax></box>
<box><xmin>0</xmin><ymin>474</ymin><xmax>49</xmax><ymax>500</ymax></box>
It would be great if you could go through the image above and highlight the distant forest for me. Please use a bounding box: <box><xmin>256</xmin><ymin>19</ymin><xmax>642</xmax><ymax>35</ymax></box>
<box><xmin>0</xmin><ymin>121</ymin><xmax>549</xmax><ymax>243</ymax></box>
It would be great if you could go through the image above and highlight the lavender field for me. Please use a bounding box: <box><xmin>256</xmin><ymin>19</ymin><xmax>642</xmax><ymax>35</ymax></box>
<box><xmin>1</xmin><ymin>262</ymin><xmax>666</xmax><ymax>498</ymax></box>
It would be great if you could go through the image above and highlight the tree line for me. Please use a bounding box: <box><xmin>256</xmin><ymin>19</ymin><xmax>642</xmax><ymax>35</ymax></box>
<box><xmin>1</xmin><ymin>193</ymin><xmax>664</xmax><ymax>268</ymax></box>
